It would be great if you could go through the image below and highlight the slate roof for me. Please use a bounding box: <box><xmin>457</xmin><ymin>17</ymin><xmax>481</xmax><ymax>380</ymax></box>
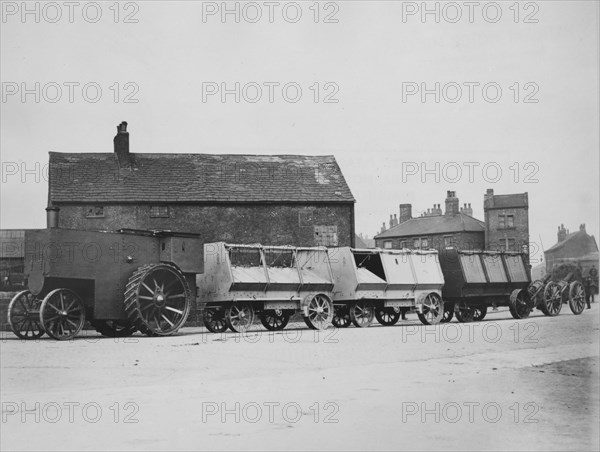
<box><xmin>48</xmin><ymin>153</ymin><xmax>355</xmax><ymax>203</ymax></box>
<box><xmin>545</xmin><ymin>229</ymin><xmax>599</xmax><ymax>254</ymax></box>
<box><xmin>375</xmin><ymin>213</ymin><xmax>485</xmax><ymax>239</ymax></box>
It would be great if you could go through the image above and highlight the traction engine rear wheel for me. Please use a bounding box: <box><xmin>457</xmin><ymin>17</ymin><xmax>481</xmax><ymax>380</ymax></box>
<box><xmin>91</xmin><ymin>320</ymin><xmax>137</xmax><ymax>338</ymax></box>
<box><xmin>203</xmin><ymin>307</ymin><xmax>228</xmax><ymax>333</ymax></box>
<box><xmin>375</xmin><ymin>307</ymin><xmax>401</xmax><ymax>326</ymax></box>
<box><xmin>125</xmin><ymin>264</ymin><xmax>191</xmax><ymax>336</ymax></box>
<box><xmin>349</xmin><ymin>301</ymin><xmax>374</xmax><ymax>328</ymax></box>
<box><xmin>417</xmin><ymin>293</ymin><xmax>444</xmax><ymax>325</ymax></box>
<box><xmin>8</xmin><ymin>290</ymin><xmax>45</xmax><ymax>339</ymax></box>
<box><xmin>568</xmin><ymin>281</ymin><xmax>586</xmax><ymax>315</ymax></box>
<box><xmin>541</xmin><ymin>282</ymin><xmax>562</xmax><ymax>316</ymax></box>
<box><xmin>40</xmin><ymin>288</ymin><xmax>86</xmax><ymax>341</ymax></box>
<box><xmin>332</xmin><ymin>305</ymin><xmax>351</xmax><ymax>328</ymax></box>
<box><xmin>260</xmin><ymin>309</ymin><xmax>290</xmax><ymax>331</ymax></box>
<box><xmin>303</xmin><ymin>294</ymin><xmax>333</xmax><ymax>330</ymax></box>
<box><xmin>226</xmin><ymin>303</ymin><xmax>255</xmax><ymax>333</ymax></box>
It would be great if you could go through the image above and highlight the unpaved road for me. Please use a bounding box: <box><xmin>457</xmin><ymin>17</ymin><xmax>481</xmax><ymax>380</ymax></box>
<box><xmin>1</xmin><ymin>307</ymin><xmax>599</xmax><ymax>451</ymax></box>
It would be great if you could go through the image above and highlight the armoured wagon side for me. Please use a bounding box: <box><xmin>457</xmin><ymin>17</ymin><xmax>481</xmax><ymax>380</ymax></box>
<box><xmin>8</xmin><ymin>228</ymin><xmax>201</xmax><ymax>340</ymax></box>
<box><xmin>328</xmin><ymin>247</ymin><xmax>445</xmax><ymax>327</ymax></box>
<box><xmin>197</xmin><ymin>242</ymin><xmax>335</xmax><ymax>332</ymax></box>
<box><xmin>438</xmin><ymin>248</ymin><xmax>531</xmax><ymax>322</ymax></box>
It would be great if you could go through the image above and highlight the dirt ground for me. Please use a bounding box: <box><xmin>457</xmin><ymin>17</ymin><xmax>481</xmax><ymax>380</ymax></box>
<box><xmin>1</xmin><ymin>306</ymin><xmax>598</xmax><ymax>451</ymax></box>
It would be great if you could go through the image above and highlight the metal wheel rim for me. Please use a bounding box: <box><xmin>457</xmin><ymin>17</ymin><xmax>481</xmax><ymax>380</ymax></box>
<box><xmin>332</xmin><ymin>307</ymin><xmax>351</xmax><ymax>328</ymax></box>
<box><xmin>514</xmin><ymin>293</ymin><xmax>531</xmax><ymax>318</ymax></box>
<box><xmin>227</xmin><ymin>304</ymin><xmax>254</xmax><ymax>332</ymax></box>
<box><xmin>351</xmin><ymin>302</ymin><xmax>374</xmax><ymax>327</ymax></box>
<box><xmin>203</xmin><ymin>308</ymin><xmax>228</xmax><ymax>333</ymax></box>
<box><xmin>136</xmin><ymin>266</ymin><xmax>189</xmax><ymax>334</ymax></box>
<box><xmin>8</xmin><ymin>290</ymin><xmax>45</xmax><ymax>339</ymax></box>
<box><xmin>544</xmin><ymin>283</ymin><xmax>562</xmax><ymax>315</ymax></box>
<box><xmin>376</xmin><ymin>308</ymin><xmax>400</xmax><ymax>326</ymax></box>
<box><xmin>40</xmin><ymin>289</ymin><xmax>85</xmax><ymax>340</ymax></box>
<box><xmin>569</xmin><ymin>282</ymin><xmax>586</xmax><ymax>314</ymax></box>
<box><xmin>261</xmin><ymin>309</ymin><xmax>288</xmax><ymax>331</ymax></box>
<box><xmin>305</xmin><ymin>294</ymin><xmax>332</xmax><ymax>329</ymax></box>
<box><xmin>456</xmin><ymin>302</ymin><xmax>475</xmax><ymax>322</ymax></box>
<box><xmin>422</xmin><ymin>294</ymin><xmax>442</xmax><ymax>323</ymax></box>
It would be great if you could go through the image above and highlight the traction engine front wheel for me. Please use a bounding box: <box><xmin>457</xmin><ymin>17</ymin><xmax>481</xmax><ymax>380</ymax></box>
<box><xmin>40</xmin><ymin>288</ymin><xmax>86</xmax><ymax>340</ymax></box>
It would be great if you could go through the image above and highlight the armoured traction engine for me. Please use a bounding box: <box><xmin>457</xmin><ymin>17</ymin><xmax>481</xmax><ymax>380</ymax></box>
<box><xmin>8</xmin><ymin>228</ymin><xmax>201</xmax><ymax>340</ymax></box>
<box><xmin>327</xmin><ymin>247</ymin><xmax>446</xmax><ymax>327</ymax></box>
<box><xmin>438</xmin><ymin>249</ymin><xmax>532</xmax><ymax>322</ymax></box>
<box><xmin>198</xmin><ymin>242</ymin><xmax>335</xmax><ymax>332</ymax></box>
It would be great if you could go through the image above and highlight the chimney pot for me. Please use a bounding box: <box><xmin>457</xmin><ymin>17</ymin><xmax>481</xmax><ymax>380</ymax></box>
<box><xmin>46</xmin><ymin>206</ymin><xmax>60</xmax><ymax>228</ymax></box>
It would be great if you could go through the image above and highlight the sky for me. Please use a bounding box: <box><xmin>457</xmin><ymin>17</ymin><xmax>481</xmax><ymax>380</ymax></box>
<box><xmin>1</xmin><ymin>0</ymin><xmax>598</xmax><ymax>266</ymax></box>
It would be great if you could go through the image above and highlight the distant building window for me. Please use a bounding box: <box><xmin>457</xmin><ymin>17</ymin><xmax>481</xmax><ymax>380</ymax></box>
<box><xmin>507</xmin><ymin>215</ymin><xmax>514</xmax><ymax>228</ymax></box>
<box><xmin>507</xmin><ymin>238</ymin><xmax>516</xmax><ymax>250</ymax></box>
<box><xmin>498</xmin><ymin>215</ymin><xmax>505</xmax><ymax>229</ymax></box>
<box><xmin>421</xmin><ymin>238</ymin><xmax>428</xmax><ymax>249</ymax></box>
<box><xmin>413</xmin><ymin>238</ymin><xmax>420</xmax><ymax>249</ymax></box>
<box><xmin>150</xmin><ymin>206</ymin><xmax>170</xmax><ymax>218</ymax></box>
<box><xmin>383</xmin><ymin>241</ymin><xmax>393</xmax><ymax>249</ymax></box>
<box><xmin>400</xmin><ymin>241</ymin><xmax>406</xmax><ymax>248</ymax></box>
<box><xmin>444</xmin><ymin>236</ymin><xmax>454</xmax><ymax>248</ymax></box>
<box><xmin>86</xmin><ymin>206</ymin><xmax>104</xmax><ymax>218</ymax></box>
<box><xmin>314</xmin><ymin>225</ymin><xmax>338</xmax><ymax>246</ymax></box>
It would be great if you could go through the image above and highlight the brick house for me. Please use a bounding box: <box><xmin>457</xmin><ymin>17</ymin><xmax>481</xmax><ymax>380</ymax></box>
<box><xmin>483</xmin><ymin>189</ymin><xmax>529</xmax><ymax>254</ymax></box>
<box><xmin>46</xmin><ymin>122</ymin><xmax>355</xmax><ymax>247</ymax></box>
<box><xmin>544</xmin><ymin>224</ymin><xmax>599</xmax><ymax>274</ymax></box>
<box><xmin>374</xmin><ymin>191</ymin><xmax>485</xmax><ymax>251</ymax></box>
<box><xmin>0</xmin><ymin>230</ymin><xmax>26</xmax><ymax>290</ymax></box>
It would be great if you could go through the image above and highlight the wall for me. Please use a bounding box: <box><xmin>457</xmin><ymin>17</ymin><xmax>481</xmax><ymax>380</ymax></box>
<box><xmin>485</xmin><ymin>206</ymin><xmax>529</xmax><ymax>254</ymax></box>
<box><xmin>54</xmin><ymin>202</ymin><xmax>355</xmax><ymax>247</ymax></box>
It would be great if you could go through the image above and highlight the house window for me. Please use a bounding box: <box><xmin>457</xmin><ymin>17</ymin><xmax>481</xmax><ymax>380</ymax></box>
<box><xmin>444</xmin><ymin>236</ymin><xmax>454</xmax><ymax>248</ymax></box>
<box><xmin>400</xmin><ymin>241</ymin><xmax>406</xmax><ymax>249</ymax></box>
<box><xmin>413</xmin><ymin>238</ymin><xmax>420</xmax><ymax>249</ymax></box>
<box><xmin>150</xmin><ymin>206</ymin><xmax>170</xmax><ymax>218</ymax></box>
<box><xmin>314</xmin><ymin>225</ymin><xmax>338</xmax><ymax>246</ymax></box>
<box><xmin>421</xmin><ymin>238</ymin><xmax>428</xmax><ymax>249</ymax></box>
<box><xmin>86</xmin><ymin>206</ymin><xmax>104</xmax><ymax>218</ymax></box>
<box><xmin>498</xmin><ymin>215</ymin><xmax>505</xmax><ymax>229</ymax></box>
<box><xmin>507</xmin><ymin>215</ymin><xmax>514</xmax><ymax>228</ymax></box>
<box><xmin>383</xmin><ymin>240</ymin><xmax>393</xmax><ymax>249</ymax></box>
<box><xmin>507</xmin><ymin>238</ymin><xmax>516</xmax><ymax>250</ymax></box>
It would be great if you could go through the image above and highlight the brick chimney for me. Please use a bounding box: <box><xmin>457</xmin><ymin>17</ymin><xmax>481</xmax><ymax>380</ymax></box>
<box><xmin>445</xmin><ymin>190</ymin><xmax>459</xmax><ymax>216</ymax></box>
<box><xmin>399</xmin><ymin>204</ymin><xmax>412</xmax><ymax>223</ymax></box>
<box><xmin>557</xmin><ymin>224</ymin><xmax>567</xmax><ymax>242</ymax></box>
<box><xmin>580</xmin><ymin>223</ymin><xmax>586</xmax><ymax>232</ymax></box>
<box><xmin>460</xmin><ymin>202</ymin><xmax>473</xmax><ymax>216</ymax></box>
<box><xmin>114</xmin><ymin>121</ymin><xmax>130</xmax><ymax>167</ymax></box>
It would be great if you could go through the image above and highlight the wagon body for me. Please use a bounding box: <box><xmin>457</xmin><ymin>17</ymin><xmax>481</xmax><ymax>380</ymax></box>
<box><xmin>11</xmin><ymin>228</ymin><xmax>203</xmax><ymax>339</ymax></box>
<box><xmin>439</xmin><ymin>249</ymin><xmax>530</xmax><ymax>304</ymax></box>
<box><xmin>198</xmin><ymin>242</ymin><xmax>335</xmax><ymax>331</ymax></box>
<box><xmin>328</xmin><ymin>247</ymin><xmax>446</xmax><ymax>326</ymax></box>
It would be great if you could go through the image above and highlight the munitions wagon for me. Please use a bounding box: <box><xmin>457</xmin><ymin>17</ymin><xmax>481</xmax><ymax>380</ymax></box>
<box><xmin>533</xmin><ymin>268</ymin><xmax>586</xmax><ymax>316</ymax></box>
<box><xmin>327</xmin><ymin>247</ymin><xmax>445</xmax><ymax>327</ymax></box>
<box><xmin>8</xmin><ymin>228</ymin><xmax>201</xmax><ymax>340</ymax></box>
<box><xmin>197</xmin><ymin>242</ymin><xmax>335</xmax><ymax>332</ymax></box>
<box><xmin>438</xmin><ymin>249</ymin><xmax>531</xmax><ymax>322</ymax></box>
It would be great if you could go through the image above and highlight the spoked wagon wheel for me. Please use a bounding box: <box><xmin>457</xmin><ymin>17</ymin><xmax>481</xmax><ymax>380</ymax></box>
<box><xmin>541</xmin><ymin>281</ymin><xmax>563</xmax><ymax>316</ymax></box>
<box><xmin>332</xmin><ymin>305</ymin><xmax>351</xmax><ymax>328</ymax></box>
<box><xmin>473</xmin><ymin>305</ymin><xmax>487</xmax><ymax>322</ymax></box>
<box><xmin>40</xmin><ymin>289</ymin><xmax>86</xmax><ymax>340</ymax></box>
<box><xmin>91</xmin><ymin>320</ymin><xmax>137</xmax><ymax>338</ymax></box>
<box><xmin>125</xmin><ymin>264</ymin><xmax>191</xmax><ymax>336</ymax></box>
<box><xmin>349</xmin><ymin>301</ymin><xmax>374</xmax><ymax>328</ymax></box>
<box><xmin>568</xmin><ymin>281</ymin><xmax>586</xmax><ymax>315</ymax></box>
<box><xmin>455</xmin><ymin>302</ymin><xmax>475</xmax><ymax>323</ymax></box>
<box><xmin>260</xmin><ymin>309</ymin><xmax>290</xmax><ymax>331</ymax></box>
<box><xmin>8</xmin><ymin>290</ymin><xmax>45</xmax><ymax>339</ymax></box>
<box><xmin>509</xmin><ymin>290</ymin><xmax>532</xmax><ymax>319</ymax></box>
<box><xmin>225</xmin><ymin>303</ymin><xmax>255</xmax><ymax>333</ymax></box>
<box><xmin>203</xmin><ymin>307</ymin><xmax>228</xmax><ymax>333</ymax></box>
<box><xmin>303</xmin><ymin>293</ymin><xmax>333</xmax><ymax>330</ymax></box>
<box><xmin>417</xmin><ymin>293</ymin><xmax>444</xmax><ymax>325</ymax></box>
<box><xmin>375</xmin><ymin>307</ymin><xmax>401</xmax><ymax>326</ymax></box>
<box><xmin>441</xmin><ymin>303</ymin><xmax>454</xmax><ymax>323</ymax></box>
